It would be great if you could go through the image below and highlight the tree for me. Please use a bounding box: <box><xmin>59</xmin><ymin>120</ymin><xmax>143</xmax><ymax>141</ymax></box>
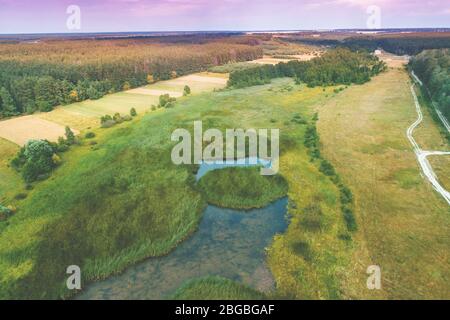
<box><xmin>147</xmin><ymin>74</ymin><xmax>155</xmax><ymax>84</ymax></box>
<box><xmin>34</xmin><ymin>77</ymin><xmax>58</xmax><ymax>111</ymax></box>
<box><xmin>0</xmin><ymin>87</ymin><xmax>17</xmax><ymax>116</ymax></box>
<box><xmin>159</xmin><ymin>94</ymin><xmax>176</xmax><ymax>108</ymax></box>
<box><xmin>130</xmin><ymin>108</ymin><xmax>137</xmax><ymax>117</ymax></box>
<box><xmin>65</xmin><ymin>126</ymin><xmax>75</xmax><ymax>145</ymax></box>
<box><xmin>183</xmin><ymin>85</ymin><xmax>191</xmax><ymax>96</ymax></box>
<box><xmin>12</xmin><ymin>140</ymin><xmax>57</xmax><ymax>182</ymax></box>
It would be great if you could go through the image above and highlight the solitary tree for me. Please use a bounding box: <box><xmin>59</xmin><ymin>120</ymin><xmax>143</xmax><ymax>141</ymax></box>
<box><xmin>183</xmin><ymin>85</ymin><xmax>191</xmax><ymax>96</ymax></box>
<box><xmin>65</xmin><ymin>126</ymin><xmax>75</xmax><ymax>145</ymax></box>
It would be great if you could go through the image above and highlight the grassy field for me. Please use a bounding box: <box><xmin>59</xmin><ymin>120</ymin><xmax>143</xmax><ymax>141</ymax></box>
<box><xmin>0</xmin><ymin>138</ymin><xmax>21</xmax><ymax>205</ymax></box>
<box><xmin>317</xmin><ymin>67</ymin><xmax>450</xmax><ymax>299</ymax></box>
<box><xmin>172</xmin><ymin>277</ymin><xmax>266</xmax><ymax>300</ymax></box>
<box><xmin>1</xmin><ymin>59</ymin><xmax>447</xmax><ymax>300</ymax></box>
<box><xmin>0</xmin><ymin>78</ymin><xmax>348</xmax><ymax>299</ymax></box>
<box><xmin>198</xmin><ymin>167</ymin><xmax>288</xmax><ymax>210</ymax></box>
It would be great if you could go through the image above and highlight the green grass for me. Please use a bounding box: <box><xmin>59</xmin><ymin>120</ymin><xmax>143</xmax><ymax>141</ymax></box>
<box><xmin>172</xmin><ymin>276</ymin><xmax>266</xmax><ymax>300</ymax></box>
<box><xmin>0</xmin><ymin>138</ymin><xmax>22</xmax><ymax>204</ymax></box>
<box><xmin>0</xmin><ymin>78</ymin><xmax>348</xmax><ymax>300</ymax></box>
<box><xmin>318</xmin><ymin>67</ymin><xmax>450</xmax><ymax>299</ymax></box>
<box><xmin>197</xmin><ymin>167</ymin><xmax>288</xmax><ymax>209</ymax></box>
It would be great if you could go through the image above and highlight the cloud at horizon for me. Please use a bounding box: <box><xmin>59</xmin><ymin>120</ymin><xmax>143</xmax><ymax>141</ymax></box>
<box><xmin>0</xmin><ymin>0</ymin><xmax>449</xmax><ymax>33</ymax></box>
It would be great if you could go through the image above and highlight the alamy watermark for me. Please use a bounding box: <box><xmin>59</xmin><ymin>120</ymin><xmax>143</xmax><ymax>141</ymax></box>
<box><xmin>171</xmin><ymin>121</ymin><xmax>279</xmax><ymax>175</ymax></box>
<box><xmin>366</xmin><ymin>5</ymin><xmax>381</xmax><ymax>29</ymax></box>
<box><xmin>66</xmin><ymin>265</ymin><xmax>81</xmax><ymax>290</ymax></box>
<box><xmin>66</xmin><ymin>5</ymin><xmax>81</xmax><ymax>30</ymax></box>
<box><xmin>367</xmin><ymin>265</ymin><xmax>381</xmax><ymax>290</ymax></box>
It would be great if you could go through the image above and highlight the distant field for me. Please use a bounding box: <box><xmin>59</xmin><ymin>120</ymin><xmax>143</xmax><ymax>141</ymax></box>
<box><xmin>317</xmin><ymin>67</ymin><xmax>450</xmax><ymax>299</ymax></box>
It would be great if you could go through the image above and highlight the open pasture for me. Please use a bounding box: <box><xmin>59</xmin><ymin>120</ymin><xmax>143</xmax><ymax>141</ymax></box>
<box><xmin>317</xmin><ymin>67</ymin><xmax>450</xmax><ymax>299</ymax></box>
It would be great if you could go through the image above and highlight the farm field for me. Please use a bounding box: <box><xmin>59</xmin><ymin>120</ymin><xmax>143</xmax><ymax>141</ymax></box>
<box><xmin>0</xmin><ymin>72</ymin><xmax>229</xmax><ymax>144</ymax></box>
<box><xmin>0</xmin><ymin>116</ymin><xmax>78</xmax><ymax>145</ymax></box>
<box><xmin>317</xmin><ymin>67</ymin><xmax>450</xmax><ymax>299</ymax></box>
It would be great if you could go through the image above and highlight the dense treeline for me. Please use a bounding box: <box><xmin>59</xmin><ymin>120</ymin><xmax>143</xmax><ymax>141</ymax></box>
<box><xmin>345</xmin><ymin>35</ymin><xmax>450</xmax><ymax>56</ymax></box>
<box><xmin>0</xmin><ymin>39</ymin><xmax>262</xmax><ymax>117</ymax></box>
<box><xmin>288</xmin><ymin>33</ymin><xmax>450</xmax><ymax>56</ymax></box>
<box><xmin>228</xmin><ymin>48</ymin><xmax>386</xmax><ymax>88</ymax></box>
<box><xmin>410</xmin><ymin>49</ymin><xmax>450</xmax><ymax>122</ymax></box>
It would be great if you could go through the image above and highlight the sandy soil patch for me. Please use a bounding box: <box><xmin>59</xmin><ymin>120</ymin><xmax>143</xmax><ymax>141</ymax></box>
<box><xmin>0</xmin><ymin>115</ymin><xmax>78</xmax><ymax>145</ymax></box>
<box><xmin>127</xmin><ymin>88</ymin><xmax>183</xmax><ymax>97</ymax></box>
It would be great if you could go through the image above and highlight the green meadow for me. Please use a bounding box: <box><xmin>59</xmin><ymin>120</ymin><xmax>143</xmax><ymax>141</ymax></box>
<box><xmin>2</xmin><ymin>68</ymin><xmax>447</xmax><ymax>300</ymax></box>
<box><xmin>0</xmin><ymin>78</ymin><xmax>349</xmax><ymax>299</ymax></box>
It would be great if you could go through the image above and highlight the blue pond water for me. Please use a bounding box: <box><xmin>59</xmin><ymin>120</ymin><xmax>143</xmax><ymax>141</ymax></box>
<box><xmin>196</xmin><ymin>157</ymin><xmax>272</xmax><ymax>180</ymax></box>
<box><xmin>78</xmin><ymin>199</ymin><xmax>288</xmax><ymax>300</ymax></box>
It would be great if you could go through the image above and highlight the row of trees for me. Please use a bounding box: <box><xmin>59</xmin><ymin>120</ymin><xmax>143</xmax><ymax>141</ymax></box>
<box><xmin>289</xmin><ymin>33</ymin><xmax>450</xmax><ymax>56</ymax></box>
<box><xmin>228</xmin><ymin>48</ymin><xmax>386</xmax><ymax>88</ymax></box>
<box><xmin>410</xmin><ymin>49</ymin><xmax>450</xmax><ymax>122</ymax></box>
<box><xmin>0</xmin><ymin>38</ymin><xmax>262</xmax><ymax>117</ymax></box>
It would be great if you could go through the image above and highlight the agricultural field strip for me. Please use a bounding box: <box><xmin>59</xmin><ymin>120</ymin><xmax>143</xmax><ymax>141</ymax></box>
<box><xmin>411</xmin><ymin>71</ymin><xmax>450</xmax><ymax>132</ymax></box>
<box><xmin>0</xmin><ymin>72</ymin><xmax>228</xmax><ymax>145</ymax></box>
<box><xmin>407</xmin><ymin>76</ymin><xmax>450</xmax><ymax>205</ymax></box>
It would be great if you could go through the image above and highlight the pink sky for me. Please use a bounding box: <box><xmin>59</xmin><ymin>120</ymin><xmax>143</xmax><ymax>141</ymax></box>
<box><xmin>0</xmin><ymin>0</ymin><xmax>449</xmax><ymax>33</ymax></box>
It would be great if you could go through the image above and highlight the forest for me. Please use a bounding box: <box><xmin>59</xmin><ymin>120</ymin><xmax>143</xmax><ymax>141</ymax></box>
<box><xmin>288</xmin><ymin>32</ymin><xmax>450</xmax><ymax>56</ymax></box>
<box><xmin>228</xmin><ymin>48</ymin><xmax>386</xmax><ymax>88</ymax></box>
<box><xmin>0</xmin><ymin>38</ymin><xmax>262</xmax><ymax>117</ymax></box>
<box><xmin>410</xmin><ymin>49</ymin><xmax>450</xmax><ymax>122</ymax></box>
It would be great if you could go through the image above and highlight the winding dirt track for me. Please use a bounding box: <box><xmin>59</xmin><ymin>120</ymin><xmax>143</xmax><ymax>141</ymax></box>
<box><xmin>408</xmin><ymin>73</ymin><xmax>450</xmax><ymax>205</ymax></box>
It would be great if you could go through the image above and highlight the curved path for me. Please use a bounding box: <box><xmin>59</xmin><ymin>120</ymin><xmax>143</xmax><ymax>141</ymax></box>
<box><xmin>407</xmin><ymin>74</ymin><xmax>450</xmax><ymax>205</ymax></box>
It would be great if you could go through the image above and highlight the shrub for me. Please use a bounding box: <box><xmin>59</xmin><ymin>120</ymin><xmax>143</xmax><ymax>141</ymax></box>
<box><xmin>340</xmin><ymin>185</ymin><xmax>353</xmax><ymax>205</ymax></box>
<box><xmin>65</xmin><ymin>126</ymin><xmax>75</xmax><ymax>145</ymax></box>
<box><xmin>101</xmin><ymin>120</ymin><xmax>116</xmax><ymax>128</ymax></box>
<box><xmin>100</xmin><ymin>115</ymin><xmax>113</xmax><ymax>125</ymax></box>
<box><xmin>13</xmin><ymin>140</ymin><xmax>57</xmax><ymax>182</ymax></box>
<box><xmin>113</xmin><ymin>113</ymin><xmax>123</xmax><ymax>123</ymax></box>
<box><xmin>122</xmin><ymin>115</ymin><xmax>132</xmax><ymax>121</ymax></box>
<box><xmin>85</xmin><ymin>132</ymin><xmax>96</xmax><ymax>139</ymax></box>
<box><xmin>159</xmin><ymin>94</ymin><xmax>176</xmax><ymax>108</ymax></box>
<box><xmin>338</xmin><ymin>232</ymin><xmax>352</xmax><ymax>241</ymax></box>
<box><xmin>343</xmin><ymin>207</ymin><xmax>357</xmax><ymax>232</ymax></box>
<box><xmin>291</xmin><ymin>241</ymin><xmax>313</xmax><ymax>261</ymax></box>
<box><xmin>319</xmin><ymin>160</ymin><xmax>336</xmax><ymax>176</ymax></box>
<box><xmin>52</xmin><ymin>154</ymin><xmax>62</xmax><ymax>166</ymax></box>
<box><xmin>56</xmin><ymin>137</ymin><xmax>69</xmax><ymax>152</ymax></box>
<box><xmin>14</xmin><ymin>193</ymin><xmax>27</xmax><ymax>200</ymax></box>
<box><xmin>0</xmin><ymin>205</ymin><xmax>12</xmax><ymax>221</ymax></box>
<box><xmin>130</xmin><ymin>108</ymin><xmax>137</xmax><ymax>117</ymax></box>
<box><xmin>183</xmin><ymin>85</ymin><xmax>191</xmax><ymax>96</ymax></box>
